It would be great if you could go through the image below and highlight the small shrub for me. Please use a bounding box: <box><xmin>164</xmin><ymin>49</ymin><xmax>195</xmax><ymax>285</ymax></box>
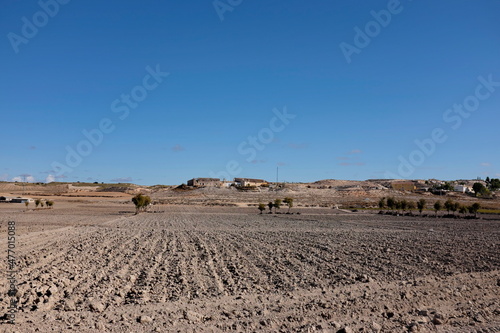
<box><xmin>132</xmin><ymin>194</ymin><xmax>151</xmax><ymax>214</ymax></box>
<box><xmin>274</xmin><ymin>199</ymin><xmax>282</xmax><ymax>213</ymax></box>
<box><xmin>258</xmin><ymin>203</ymin><xmax>266</xmax><ymax>214</ymax></box>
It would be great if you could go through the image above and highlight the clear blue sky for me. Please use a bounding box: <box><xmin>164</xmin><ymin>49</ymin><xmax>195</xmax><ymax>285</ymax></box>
<box><xmin>1</xmin><ymin>0</ymin><xmax>499</xmax><ymax>185</ymax></box>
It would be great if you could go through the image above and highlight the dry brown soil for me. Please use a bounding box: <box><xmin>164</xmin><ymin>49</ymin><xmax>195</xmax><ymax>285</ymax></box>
<box><xmin>0</xmin><ymin>202</ymin><xmax>499</xmax><ymax>332</ymax></box>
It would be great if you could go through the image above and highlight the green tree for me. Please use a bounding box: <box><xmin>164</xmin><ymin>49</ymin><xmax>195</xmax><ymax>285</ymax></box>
<box><xmin>258</xmin><ymin>203</ymin><xmax>266</xmax><ymax>214</ymax></box>
<box><xmin>459</xmin><ymin>205</ymin><xmax>468</xmax><ymax>217</ymax></box>
<box><xmin>451</xmin><ymin>202</ymin><xmax>460</xmax><ymax>216</ymax></box>
<box><xmin>46</xmin><ymin>200</ymin><xmax>54</xmax><ymax>208</ymax></box>
<box><xmin>468</xmin><ymin>202</ymin><xmax>481</xmax><ymax>218</ymax></box>
<box><xmin>386</xmin><ymin>197</ymin><xmax>396</xmax><ymax>211</ymax></box>
<box><xmin>274</xmin><ymin>199</ymin><xmax>282</xmax><ymax>213</ymax></box>
<box><xmin>444</xmin><ymin>199</ymin><xmax>454</xmax><ymax>214</ymax></box>
<box><xmin>268</xmin><ymin>201</ymin><xmax>274</xmax><ymax>214</ymax></box>
<box><xmin>35</xmin><ymin>199</ymin><xmax>41</xmax><ymax>208</ymax></box>
<box><xmin>132</xmin><ymin>194</ymin><xmax>151</xmax><ymax>214</ymax></box>
<box><xmin>378</xmin><ymin>197</ymin><xmax>386</xmax><ymax>211</ymax></box>
<box><xmin>488</xmin><ymin>178</ymin><xmax>500</xmax><ymax>191</ymax></box>
<box><xmin>407</xmin><ymin>201</ymin><xmax>416</xmax><ymax>214</ymax></box>
<box><xmin>395</xmin><ymin>200</ymin><xmax>402</xmax><ymax>214</ymax></box>
<box><xmin>25</xmin><ymin>201</ymin><xmax>29</xmax><ymax>209</ymax></box>
<box><xmin>283</xmin><ymin>197</ymin><xmax>293</xmax><ymax>213</ymax></box>
<box><xmin>434</xmin><ymin>201</ymin><xmax>442</xmax><ymax>217</ymax></box>
<box><xmin>417</xmin><ymin>199</ymin><xmax>426</xmax><ymax>215</ymax></box>
<box><xmin>472</xmin><ymin>183</ymin><xmax>486</xmax><ymax>197</ymax></box>
<box><xmin>442</xmin><ymin>182</ymin><xmax>454</xmax><ymax>191</ymax></box>
<box><xmin>400</xmin><ymin>199</ymin><xmax>408</xmax><ymax>213</ymax></box>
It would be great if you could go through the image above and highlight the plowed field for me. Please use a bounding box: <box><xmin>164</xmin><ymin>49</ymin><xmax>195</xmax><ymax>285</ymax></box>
<box><xmin>1</xmin><ymin>205</ymin><xmax>499</xmax><ymax>332</ymax></box>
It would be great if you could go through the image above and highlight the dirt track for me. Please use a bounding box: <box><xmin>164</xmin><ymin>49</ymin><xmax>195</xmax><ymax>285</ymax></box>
<box><xmin>0</xmin><ymin>205</ymin><xmax>499</xmax><ymax>332</ymax></box>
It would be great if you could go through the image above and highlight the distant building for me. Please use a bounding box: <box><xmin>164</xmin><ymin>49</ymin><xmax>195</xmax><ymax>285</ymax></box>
<box><xmin>454</xmin><ymin>185</ymin><xmax>472</xmax><ymax>193</ymax></box>
<box><xmin>415</xmin><ymin>183</ymin><xmax>430</xmax><ymax>192</ymax></box>
<box><xmin>187</xmin><ymin>178</ymin><xmax>221</xmax><ymax>187</ymax></box>
<box><xmin>234</xmin><ymin>178</ymin><xmax>267</xmax><ymax>187</ymax></box>
<box><xmin>391</xmin><ymin>181</ymin><xmax>416</xmax><ymax>192</ymax></box>
<box><xmin>221</xmin><ymin>181</ymin><xmax>233</xmax><ymax>188</ymax></box>
<box><xmin>4</xmin><ymin>197</ymin><xmax>34</xmax><ymax>203</ymax></box>
<box><xmin>428</xmin><ymin>179</ymin><xmax>444</xmax><ymax>185</ymax></box>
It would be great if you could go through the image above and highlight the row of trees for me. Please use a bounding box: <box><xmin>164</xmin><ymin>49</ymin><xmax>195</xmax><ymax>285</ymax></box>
<box><xmin>258</xmin><ymin>197</ymin><xmax>294</xmax><ymax>214</ymax></box>
<box><xmin>26</xmin><ymin>199</ymin><xmax>54</xmax><ymax>209</ymax></box>
<box><xmin>379</xmin><ymin>197</ymin><xmax>481</xmax><ymax>217</ymax></box>
<box><xmin>485</xmin><ymin>177</ymin><xmax>500</xmax><ymax>191</ymax></box>
<box><xmin>471</xmin><ymin>181</ymin><xmax>499</xmax><ymax>197</ymax></box>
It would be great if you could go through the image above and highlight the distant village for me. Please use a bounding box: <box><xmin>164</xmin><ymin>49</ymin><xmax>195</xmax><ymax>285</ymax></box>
<box><xmin>185</xmin><ymin>177</ymin><xmax>492</xmax><ymax>195</ymax></box>
<box><xmin>186</xmin><ymin>177</ymin><xmax>268</xmax><ymax>188</ymax></box>
<box><xmin>0</xmin><ymin>177</ymin><xmax>497</xmax><ymax>205</ymax></box>
<box><xmin>383</xmin><ymin>179</ymin><xmax>477</xmax><ymax>194</ymax></box>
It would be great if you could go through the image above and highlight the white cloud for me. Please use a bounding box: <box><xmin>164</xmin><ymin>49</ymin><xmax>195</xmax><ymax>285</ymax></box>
<box><xmin>480</xmin><ymin>162</ymin><xmax>491</xmax><ymax>167</ymax></box>
<box><xmin>0</xmin><ymin>173</ymin><xmax>8</xmax><ymax>181</ymax></box>
<box><xmin>171</xmin><ymin>144</ymin><xmax>185</xmax><ymax>152</ymax></box>
<box><xmin>46</xmin><ymin>174</ymin><xmax>56</xmax><ymax>183</ymax></box>
<box><xmin>349</xmin><ymin>149</ymin><xmax>362</xmax><ymax>154</ymax></box>
<box><xmin>110</xmin><ymin>177</ymin><xmax>133</xmax><ymax>183</ymax></box>
<box><xmin>12</xmin><ymin>175</ymin><xmax>35</xmax><ymax>182</ymax></box>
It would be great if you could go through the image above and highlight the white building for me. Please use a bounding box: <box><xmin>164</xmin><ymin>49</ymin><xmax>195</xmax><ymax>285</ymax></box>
<box><xmin>454</xmin><ymin>185</ymin><xmax>472</xmax><ymax>193</ymax></box>
<box><xmin>234</xmin><ymin>178</ymin><xmax>267</xmax><ymax>187</ymax></box>
<box><xmin>0</xmin><ymin>197</ymin><xmax>34</xmax><ymax>203</ymax></box>
<box><xmin>221</xmin><ymin>181</ymin><xmax>232</xmax><ymax>188</ymax></box>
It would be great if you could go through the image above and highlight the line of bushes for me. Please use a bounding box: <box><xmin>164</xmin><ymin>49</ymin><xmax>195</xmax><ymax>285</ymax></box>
<box><xmin>26</xmin><ymin>199</ymin><xmax>54</xmax><ymax>209</ymax></box>
<box><xmin>378</xmin><ymin>197</ymin><xmax>481</xmax><ymax>218</ymax></box>
<box><xmin>258</xmin><ymin>197</ymin><xmax>299</xmax><ymax>214</ymax></box>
